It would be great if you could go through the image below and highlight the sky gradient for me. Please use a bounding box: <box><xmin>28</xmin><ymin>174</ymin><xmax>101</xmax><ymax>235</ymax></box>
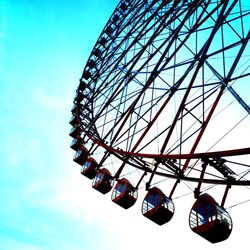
<box><xmin>0</xmin><ymin>1</ymin><xmax>249</xmax><ymax>250</ymax></box>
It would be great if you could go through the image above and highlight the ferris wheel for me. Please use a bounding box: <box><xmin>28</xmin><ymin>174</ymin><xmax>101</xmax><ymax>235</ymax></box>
<box><xmin>69</xmin><ymin>0</ymin><xmax>250</xmax><ymax>243</ymax></box>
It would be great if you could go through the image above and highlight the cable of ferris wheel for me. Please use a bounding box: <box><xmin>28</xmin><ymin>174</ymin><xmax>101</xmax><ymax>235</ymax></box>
<box><xmin>226</xmin><ymin>199</ymin><xmax>250</xmax><ymax>210</ymax></box>
<box><xmin>236</xmin><ymin>169</ymin><xmax>250</xmax><ymax>182</ymax></box>
<box><xmin>226</xmin><ymin>160</ymin><xmax>250</xmax><ymax>168</ymax></box>
<box><xmin>206</xmin><ymin>113</ymin><xmax>249</xmax><ymax>152</ymax></box>
<box><xmin>185</xmin><ymin>164</ymin><xmax>228</xmax><ymax>181</ymax></box>
<box><xmin>172</xmin><ymin>183</ymin><xmax>217</xmax><ymax>200</ymax></box>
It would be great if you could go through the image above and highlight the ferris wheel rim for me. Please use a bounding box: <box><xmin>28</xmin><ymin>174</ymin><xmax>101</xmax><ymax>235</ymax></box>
<box><xmin>79</xmin><ymin>124</ymin><xmax>250</xmax><ymax>160</ymax></box>
<box><xmin>75</xmin><ymin>124</ymin><xmax>250</xmax><ymax>186</ymax></box>
<box><xmin>73</xmin><ymin>0</ymin><xmax>250</xmax><ymax>189</ymax></box>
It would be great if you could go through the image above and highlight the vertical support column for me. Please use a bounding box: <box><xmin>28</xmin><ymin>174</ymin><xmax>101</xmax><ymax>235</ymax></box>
<box><xmin>194</xmin><ymin>159</ymin><xmax>208</xmax><ymax>199</ymax></box>
<box><xmin>146</xmin><ymin>161</ymin><xmax>159</xmax><ymax>191</ymax></box>
<box><xmin>221</xmin><ymin>183</ymin><xmax>231</xmax><ymax>208</ymax></box>
<box><xmin>98</xmin><ymin>151</ymin><xmax>110</xmax><ymax>168</ymax></box>
<box><xmin>88</xmin><ymin>142</ymin><xmax>96</xmax><ymax>155</ymax></box>
<box><xmin>113</xmin><ymin>157</ymin><xmax>128</xmax><ymax>180</ymax></box>
<box><xmin>135</xmin><ymin>171</ymin><xmax>147</xmax><ymax>190</ymax></box>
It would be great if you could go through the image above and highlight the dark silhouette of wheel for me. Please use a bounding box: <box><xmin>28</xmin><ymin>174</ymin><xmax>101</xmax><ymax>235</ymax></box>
<box><xmin>70</xmin><ymin>0</ymin><xmax>250</xmax><ymax>243</ymax></box>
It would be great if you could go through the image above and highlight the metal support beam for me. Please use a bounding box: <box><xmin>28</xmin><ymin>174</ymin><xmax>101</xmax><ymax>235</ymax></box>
<box><xmin>145</xmin><ymin>162</ymin><xmax>159</xmax><ymax>190</ymax></box>
<box><xmin>135</xmin><ymin>171</ymin><xmax>147</xmax><ymax>190</ymax></box>
<box><xmin>221</xmin><ymin>183</ymin><xmax>232</xmax><ymax>208</ymax></box>
<box><xmin>194</xmin><ymin>159</ymin><xmax>208</xmax><ymax>199</ymax></box>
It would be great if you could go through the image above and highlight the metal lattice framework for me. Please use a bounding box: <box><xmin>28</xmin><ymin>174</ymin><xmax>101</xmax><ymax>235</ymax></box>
<box><xmin>70</xmin><ymin>0</ymin><xmax>250</xmax><ymax>242</ymax></box>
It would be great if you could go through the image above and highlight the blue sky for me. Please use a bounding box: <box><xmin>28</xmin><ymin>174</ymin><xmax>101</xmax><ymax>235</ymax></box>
<box><xmin>0</xmin><ymin>1</ymin><xmax>250</xmax><ymax>250</ymax></box>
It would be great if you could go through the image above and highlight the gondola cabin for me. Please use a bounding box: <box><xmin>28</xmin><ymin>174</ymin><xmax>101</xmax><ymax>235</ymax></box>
<box><xmin>105</xmin><ymin>26</ymin><xmax>113</xmax><ymax>36</ymax></box>
<box><xmin>80</xmin><ymin>157</ymin><xmax>98</xmax><ymax>179</ymax></box>
<box><xmin>69</xmin><ymin>115</ymin><xmax>79</xmax><ymax>127</ymax></box>
<box><xmin>112</xmin><ymin>14</ymin><xmax>120</xmax><ymax>22</ymax></box>
<box><xmin>93</xmin><ymin>48</ymin><xmax>102</xmax><ymax>57</ymax></box>
<box><xmin>189</xmin><ymin>193</ymin><xmax>232</xmax><ymax>243</ymax></box>
<box><xmin>70</xmin><ymin>138</ymin><xmax>84</xmax><ymax>151</ymax></box>
<box><xmin>69</xmin><ymin>126</ymin><xmax>82</xmax><ymax>138</ymax></box>
<box><xmin>74</xmin><ymin>91</ymin><xmax>84</xmax><ymax>103</ymax></box>
<box><xmin>82</xmin><ymin>70</ymin><xmax>92</xmax><ymax>80</ymax></box>
<box><xmin>71</xmin><ymin>103</ymin><xmax>83</xmax><ymax>115</ymax></box>
<box><xmin>142</xmin><ymin>187</ymin><xmax>174</xmax><ymax>225</ymax></box>
<box><xmin>78</xmin><ymin>80</ymin><xmax>88</xmax><ymax>92</ymax></box>
<box><xmin>99</xmin><ymin>37</ymin><xmax>107</xmax><ymax>47</ymax></box>
<box><xmin>87</xmin><ymin>59</ymin><xmax>96</xmax><ymax>68</ymax></box>
<box><xmin>71</xmin><ymin>104</ymin><xmax>77</xmax><ymax>114</ymax></box>
<box><xmin>111</xmin><ymin>178</ymin><xmax>138</xmax><ymax>209</ymax></box>
<box><xmin>73</xmin><ymin>146</ymin><xmax>88</xmax><ymax>166</ymax></box>
<box><xmin>92</xmin><ymin>168</ymin><xmax>114</xmax><ymax>194</ymax></box>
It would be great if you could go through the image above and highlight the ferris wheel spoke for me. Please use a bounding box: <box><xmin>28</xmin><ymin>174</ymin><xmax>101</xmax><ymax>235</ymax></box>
<box><xmin>91</xmin><ymin>28</ymin><xmax>170</xmax><ymax>114</ymax></box>
<box><xmin>110</xmin><ymin>1</ymin><xmax>181</xmax><ymax>64</ymax></box>
<box><xmin>92</xmin><ymin>0</ymin><xmax>201</xmax><ymax>108</ymax></box>
<box><xmin>84</xmin><ymin>1</ymin><xmax>160</xmax><ymax>97</ymax></box>
<box><xmin>94</xmin><ymin>84</ymin><xmax>169</xmax><ymax>147</ymax></box>
<box><xmin>159</xmin><ymin>2</ymin><xmax>237</xmax><ymax>156</ymax></box>
<box><xmin>110</xmin><ymin>93</ymin><xmax>167</xmax><ymax>146</ymax></box>
<box><xmin>97</xmin><ymin>1</ymin><xmax>155</xmax><ymax>68</ymax></box>
<box><xmin>227</xmin><ymin>31</ymin><xmax>250</xmax><ymax>77</ymax></box>
<box><xmin>128</xmin><ymin>82</ymin><xmax>218</xmax><ymax>154</ymax></box>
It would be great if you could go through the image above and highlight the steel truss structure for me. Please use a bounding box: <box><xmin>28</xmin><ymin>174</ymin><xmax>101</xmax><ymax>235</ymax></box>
<box><xmin>70</xmin><ymin>0</ymin><xmax>250</xmax><ymax>243</ymax></box>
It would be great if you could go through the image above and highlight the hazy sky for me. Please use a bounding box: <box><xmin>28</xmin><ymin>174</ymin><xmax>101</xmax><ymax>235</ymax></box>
<box><xmin>0</xmin><ymin>1</ymin><xmax>249</xmax><ymax>249</ymax></box>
